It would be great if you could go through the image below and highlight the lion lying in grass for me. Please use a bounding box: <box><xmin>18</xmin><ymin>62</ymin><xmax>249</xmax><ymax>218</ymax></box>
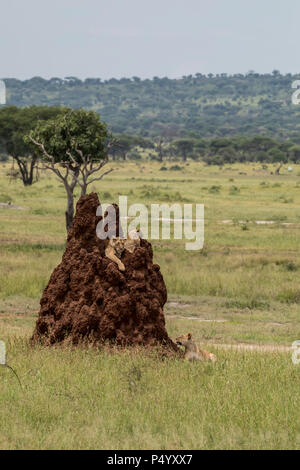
<box><xmin>176</xmin><ymin>333</ymin><xmax>217</xmax><ymax>362</ymax></box>
<box><xmin>105</xmin><ymin>229</ymin><xmax>142</xmax><ymax>271</ymax></box>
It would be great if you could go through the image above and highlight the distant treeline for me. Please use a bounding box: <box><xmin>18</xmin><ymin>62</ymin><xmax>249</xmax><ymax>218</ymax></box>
<box><xmin>110</xmin><ymin>134</ymin><xmax>300</xmax><ymax>166</ymax></box>
<box><xmin>2</xmin><ymin>72</ymin><xmax>300</xmax><ymax>141</ymax></box>
<box><xmin>0</xmin><ymin>107</ymin><xmax>299</xmax><ymax>189</ymax></box>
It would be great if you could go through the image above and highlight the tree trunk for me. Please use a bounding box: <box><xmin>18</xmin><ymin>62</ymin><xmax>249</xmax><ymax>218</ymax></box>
<box><xmin>157</xmin><ymin>139</ymin><xmax>163</xmax><ymax>162</ymax></box>
<box><xmin>65</xmin><ymin>189</ymin><xmax>75</xmax><ymax>232</ymax></box>
<box><xmin>14</xmin><ymin>156</ymin><xmax>36</xmax><ymax>186</ymax></box>
<box><xmin>275</xmin><ymin>162</ymin><xmax>283</xmax><ymax>175</ymax></box>
<box><xmin>81</xmin><ymin>184</ymin><xmax>87</xmax><ymax>197</ymax></box>
<box><xmin>28</xmin><ymin>157</ymin><xmax>37</xmax><ymax>185</ymax></box>
<box><xmin>64</xmin><ymin>167</ymin><xmax>80</xmax><ymax>232</ymax></box>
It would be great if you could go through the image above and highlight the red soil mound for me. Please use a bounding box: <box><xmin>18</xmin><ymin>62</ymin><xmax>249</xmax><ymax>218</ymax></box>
<box><xmin>32</xmin><ymin>193</ymin><xmax>177</xmax><ymax>351</ymax></box>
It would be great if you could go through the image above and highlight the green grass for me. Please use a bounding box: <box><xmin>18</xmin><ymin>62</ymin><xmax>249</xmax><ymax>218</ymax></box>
<box><xmin>1</xmin><ymin>159</ymin><xmax>300</xmax><ymax>306</ymax></box>
<box><xmin>0</xmin><ymin>159</ymin><xmax>300</xmax><ymax>449</ymax></box>
<box><xmin>0</xmin><ymin>336</ymin><xmax>299</xmax><ymax>450</ymax></box>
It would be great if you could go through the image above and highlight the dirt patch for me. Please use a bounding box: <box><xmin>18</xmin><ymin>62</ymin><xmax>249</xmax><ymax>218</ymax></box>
<box><xmin>0</xmin><ymin>203</ymin><xmax>24</xmax><ymax>210</ymax></box>
<box><xmin>166</xmin><ymin>314</ymin><xmax>227</xmax><ymax>322</ymax></box>
<box><xmin>167</xmin><ymin>301</ymin><xmax>189</xmax><ymax>309</ymax></box>
<box><xmin>219</xmin><ymin>219</ymin><xmax>299</xmax><ymax>227</ymax></box>
<box><xmin>32</xmin><ymin>193</ymin><xmax>178</xmax><ymax>351</ymax></box>
<box><xmin>210</xmin><ymin>343</ymin><xmax>291</xmax><ymax>353</ymax></box>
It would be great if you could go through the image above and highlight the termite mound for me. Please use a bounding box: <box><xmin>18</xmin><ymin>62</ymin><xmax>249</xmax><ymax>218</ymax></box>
<box><xmin>32</xmin><ymin>192</ymin><xmax>178</xmax><ymax>352</ymax></box>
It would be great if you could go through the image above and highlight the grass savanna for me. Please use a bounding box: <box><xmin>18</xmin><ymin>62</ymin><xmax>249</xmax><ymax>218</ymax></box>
<box><xmin>1</xmin><ymin>159</ymin><xmax>300</xmax><ymax>317</ymax></box>
<box><xmin>0</xmin><ymin>334</ymin><xmax>299</xmax><ymax>450</ymax></box>
<box><xmin>0</xmin><ymin>158</ymin><xmax>300</xmax><ymax>449</ymax></box>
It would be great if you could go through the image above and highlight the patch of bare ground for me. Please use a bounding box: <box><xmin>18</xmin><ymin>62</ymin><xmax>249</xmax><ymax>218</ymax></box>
<box><xmin>219</xmin><ymin>219</ymin><xmax>299</xmax><ymax>227</ymax></box>
<box><xmin>0</xmin><ymin>298</ymin><xmax>38</xmax><ymax>316</ymax></box>
<box><xmin>166</xmin><ymin>314</ymin><xmax>226</xmax><ymax>322</ymax></box>
<box><xmin>167</xmin><ymin>301</ymin><xmax>189</xmax><ymax>308</ymax></box>
<box><xmin>209</xmin><ymin>343</ymin><xmax>291</xmax><ymax>353</ymax></box>
<box><xmin>0</xmin><ymin>203</ymin><xmax>24</xmax><ymax>210</ymax></box>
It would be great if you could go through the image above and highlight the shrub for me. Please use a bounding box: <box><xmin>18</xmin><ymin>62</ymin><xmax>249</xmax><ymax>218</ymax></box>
<box><xmin>102</xmin><ymin>191</ymin><xmax>113</xmax><ymax>200</ymax></box>
<box><xmin>0</xmin><ymin>193</ymin><xmax>13</xmax><ymax>203</ymax></box>
<box><xmin>0</xmin><ymin>153</ymin><xmax>8</xmax><ymax>162</ymax></box>
<box><xmin>277</xmin><ymin>290</ymin><xmax>300</xmax><ymax>304</ymax></box>
<box><xmin>229</xmin><ymin>185</ymin><xmax>240</xmax><ymax>195</ymax></box>
<box><xmin>209</xmin><ymin>185</ymin><xmax>221</xmax><ymax>193</ymax></box>
<box><xmin>128</xmin><ymin>150</ymin><xmax>141</xmax><ymax>160</ymax></box>
<box><xmin>169</xmin><ymin>165</ymin><xmax>183</xmax><ymax>171</ymax></box>
<box><xmin>275</xmin><ymin>260</ymin><xmax>298</xmax><ymax>271</ymax></box>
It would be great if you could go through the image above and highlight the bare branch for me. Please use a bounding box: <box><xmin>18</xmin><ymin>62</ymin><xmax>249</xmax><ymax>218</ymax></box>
<box><xmin>87</xmin><ymin>168</ymin><xmax>114</xmax><ymax>185</ymax></box>
<box><xmin>74</xmin><ymin>144</ymin><xmax>85</xmax><ymax>162</ymax></box>
<box><xmin>36</xmin><ymin>161</ymin><xmax>67</xmax><ymax>182</ymax></box>
<box><xmin>28</xmin><ymin>134</ymin><xmax>68</xmax><ymax>182</ymax></box>
<box><xmin>66</xmin><ymin>150</ymin><xmax>77</xmax><ymax>166</ymax></box>
<box><xmin>84</xmin><ymin>157</ymin><xmax>108</xmax><ymax>177</ymax></box>
<box><xmin>28</xmin><ymin>135</ymin><xmax>55</xmax><ymax>163</ymax></box>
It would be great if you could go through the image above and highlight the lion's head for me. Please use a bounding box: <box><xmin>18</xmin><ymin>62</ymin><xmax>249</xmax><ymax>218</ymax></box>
<box><xmin>175</xmin><ymin>332</ymin><xmax>193</xmax><ymax>347</ymax></box>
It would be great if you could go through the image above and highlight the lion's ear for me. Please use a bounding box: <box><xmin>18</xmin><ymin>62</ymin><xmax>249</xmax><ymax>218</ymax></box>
<box><xmin>188</xmin><ymin>333</ymin><xmax>192</xmax><ymax>340</ymax></box>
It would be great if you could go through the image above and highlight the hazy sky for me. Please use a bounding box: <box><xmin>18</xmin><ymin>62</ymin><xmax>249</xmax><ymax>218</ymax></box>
<box><xmin>0</xmin><ymin>0</ymin><xmax>299</xmax><ymax>80</ymax></box>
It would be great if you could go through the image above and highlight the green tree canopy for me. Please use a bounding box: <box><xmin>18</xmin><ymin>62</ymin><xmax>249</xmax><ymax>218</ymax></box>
<box><xmin>0</xmin><ymin>106</ymin><xmax>63</xmax><ymax>185</ymax></box>
<box><xmin>26</xmin><ymin>108</ymin><xmax>113</xmax><ymax>231</ymax></box>
<box><xmin>172</xmin><ymin>139</ymin><xmax>195</xmax><ymax>161</ymax></box>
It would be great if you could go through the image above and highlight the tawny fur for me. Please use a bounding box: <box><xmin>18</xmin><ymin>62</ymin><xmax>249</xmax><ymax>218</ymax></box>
<box><xmin>176</xmin><ymin>333</ymin><xmax>217</xmax><ymax>362</ymax></box>
<box><xmin>105</xmin><ymin>229</ymin><xmax>142</xmax><ymax>271</ymax></box>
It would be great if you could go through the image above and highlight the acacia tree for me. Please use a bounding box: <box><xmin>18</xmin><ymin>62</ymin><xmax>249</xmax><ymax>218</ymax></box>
<box><xmin>108</xmin><ymin>134</ymin><xmax>152</xmax><ymax>160</ymax></box>
<box><xmin>0</xmin><ymin>106</ymin><xmax>62</xmax><ymax>185</ymax></box>
<box><xmin>113</xmin><ymin>135</ymin><xmax>139</xmax><ymax>160</ymax></box>
<box><xmin>154</xmin><ymin>137</ymin><xmax>165</xmax><ymax>162</ymax></box>
<box><xmin>26</xmin><ymin>108</ymin><xmax>114</xmax><ymax>231</ymax></box>
<box><xmin>172</xmin><ymin>139</ymin><xmax>194</xmax><ymax>161</ymax></box>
